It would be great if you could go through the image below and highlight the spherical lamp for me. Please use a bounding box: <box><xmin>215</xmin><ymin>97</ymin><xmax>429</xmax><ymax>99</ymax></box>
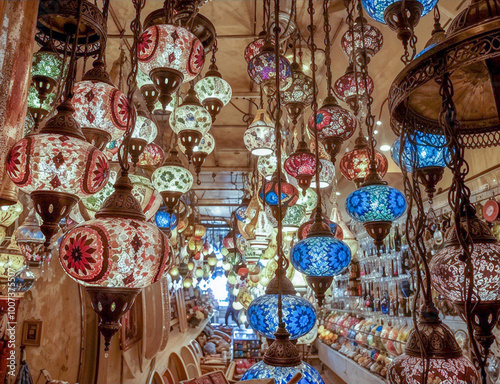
<box><xmin>282</xmin><ymin>204</ymin><xmax>306</xmax><ymax>232</ymax></box>
<box><xmin>242</xmin><ymin>361</ymin><xmax>324</xmax><ymax>384</ymax></box>
<box><xmin>392</xmin><ymin>131</ymin><xmax>450</xmax><ymax>203</ymax></box>
<box><xmin>130</xmin><ymin>111</ymin><xmax>158</xmax><ymax>164</ymax></box>
<box><xmin>137</xmin><ymin>69</ymin><xmax>158</xmax><ymax>113</ymax></box>
<box><xmin>346</xmin><ymin>181</ymin><xmax>406</xmax><ymax>253</ymax></box>
<box><xmin>138</xmin><ymin>24</ymin><xmax>205</xmax><ymax>108</ymax></box>
<box><xmin>152</xmin><ymin>150</ymin><xmax>193</xmax><ymax>213</ymax></box>
<box><xmin>308</xmin><ymin>96</ymin><xmax>357</xmax><ymax>163</ymax></box>
<box><xmin>310</xmin><ymin>159</ymin><xmax>335</xmax><ymax>189</ymax></box>
<box><xmin>72</xmin><ymin>60</ymin><xmax>135</xmax><ymax>149</ymax></box>
<box><xmin>244</xmin><ymin>109</ymin><xmax>276</xmax><ymax>156</ymax></box>
<box><xmin>340</xmin><ymin>135</ymin><xmax>388</xmax><ymax>187</ymax></box>
<box><xmin>179</xmin><ymin>132</ymin><xmax>215</xmax><ymax>176</ymax></box>
<box><xmin>7</xmin><ymin>101</ymin><xmax>110</xmax><ymax>246</ymax></box>
<box><xmin>194</xmin><ymin>63</ymin><xmax>232</xmax><ymax>122</ymax></box>
<box><xmin>0</xmin><ymin>202</ymin><xmax>23</xmax><ymax>244</ymax></box>
<box><xmin>284</xmin><ymin>140</ymin><xmax>317</xmax><ymax>194</ymax></box>
<box><xmin>340</xmin><ymin>17</ymin><xmax>383</xmax><ymax>64</ymax></box>
<box><xmin>248</xmin><ymin>40</ymin><xmax>292</xmax><ymax>97</ymax></box>
<box><xmin>259</xmin><ymin>173</ymin><xmax>299</xmax><ymax>219</ymax></box>
<box><xmin>15</xmin><ymin>208</ymin><xmax>48</xmax><ymax>265</ymax></box>
<box><xmin>169</xmin><ymin>87</ymin><xmax>212</xmax><ymax>161</ymax></box>
<box><xmin>334</xmin><ymin>64</ymin><xmax>375</xmax><ymax>111</ymax></box>
<box><xmin>281</xmin><ymin>63</ymin><xmax>314</xmax><ymax>125</ymax></box>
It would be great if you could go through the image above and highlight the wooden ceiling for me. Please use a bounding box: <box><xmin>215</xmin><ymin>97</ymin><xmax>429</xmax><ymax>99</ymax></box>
<box><xmin>102</xmin><ymin>0</ymin><xmax>477</xmax><ymax>220</ymax></box>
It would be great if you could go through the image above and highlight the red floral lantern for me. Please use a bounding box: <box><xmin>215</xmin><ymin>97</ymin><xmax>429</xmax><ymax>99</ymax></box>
<box><xmin>7</xmin><ymin>101</ymin><xmax>110</xmax><ymax>246</ymax></box>
<box><xmin>339</xmin><ymin>135</ymin><xmax>388</xmax><ymax>186</ymax></box>
<box><xmin>284</xmin><ymin>140</ymin><xmax>317</xmax><ymax>195</ymax></box>
<box><xmin>259</xmin><ymin>172</ymin><xmax>299</xmax><ymax>220</ymax></box>
<box><xmin>308</xmin><ymin>96</ymin><xmax>357</xmax><ymax>163</ymax></box>
<box><xmin>298</xmin><ymin>211</ymin><xmax>344</xmax><ymax>241</ymax></box>
<box><xmin>334</xmin><ymin>64</ymin><xmax>374</xmax><ymax>111</ymax></box>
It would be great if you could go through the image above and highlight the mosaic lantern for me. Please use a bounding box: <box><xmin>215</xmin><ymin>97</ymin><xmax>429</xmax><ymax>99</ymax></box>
<box><xmin>284</xmin><ymin>140</ymin><xmax>317</xmax><ymax>194</ymax></box>
<box><xmin>31</xmin><ymin>46</ymin><xmax>65</xmax><ymax>103</ymax></box>
<box><xmin>247</xmin><ymin>294</ymin><xmax>316</xmax><ymax>340</ymax></box>
<box><xmin>346</xmin><ymin>182</ymin><xmax>406</xmax><ymax>253</ymax></box>
<box><xmin>392</xmin><ymin>131</ymin><xmax>450</xmax><ymax>203</ymax></box>
<box><xmin>247</xmin><ymin>40</ymin><xmax>292</xmax><ymax>96</ymax></box>
<box><xmin>152</xmin><ymin>150</ymin><xmax>193</xmax><ymax>213</ymax></box>
<box><xmin>15</xmin><ymin>208</ymin><xmax>47</xmax><ymax>265</ymax></box>
<box><xmin>7</xmin><ymin>101</ymin><xmax>110</xmax><ymax>246</ymax></box>
<box><xmin>138</xmin><ymin>24</ymin><xmax>205</xmax><ymax>108</ymax></box>
<box><xmin>340</xmin><ymin>17</ymin><xmax>383</xmax><ymax>64</ymax></box>
<box><xmin>194</xmin><ymin>63</ymin><xmax>232</xmax><ymax>122</ymax></box>
<box><xmin>281</xmin><ymin>63</ymin><xmax>314</xmax><ymax>125</ymax></box>
<box><xmin>60</xmin><ymin>172</ymin><xmax>172</xmax><ymax>350</ymax></box>
<box><xmin>334</xmin><ymin>64</ymin><xmax>375</xmax><ymax>110</ymax></box>
<box><xmin>282</xmin><ymin>204</ymin><xmax>306</xmax><ymax>232</ymax></box>
<box><xmin>170</xmin><ymin>87</ymin><xmax>212</xmax><ymax>161</ymax></box>
<box><xmin>310</xmin><ymin>159</ymin><xmax>335</xmax><ymax>189</ymax></box>
<box><xmin>362</xmin><ymin>0</ymin><xmax>438</xmax><ymax>24</ymax></box>
<box><xmin>130</xmin><ymin>111</ymin><xmax>158</xmax><ymax>164</ymax></box>
<box><xmin>259</xmin><ymin>173</ymin><xmax>299</xmax><ymax>220</ymax></box>
<box><xmin>296</xmin><ymin>188</ymin><xmax>318</xmax><ymax>214</ymax></box>
<box><xmin>72</xmin><ymin>61</ymin><xmax>135</xmax><ymax>149</ymax></box>
<box><xmin>308</xmin><ymin>96</ymin><xmax>357</xmax><ymax>163</ymax></box>
<box><xmin>387</xmin><ymin>309</ymin><xmax>479</xmax><ymax>384</ymax></box>
<box><xmin>244</xmin><ymin>33</ymin><xmax>268</xmax><ymax>63</ymax></box>
<box><xmin>242</xmin><ymin>361</ymin><xmax>324</xmax><ymax>384</ymax></box>
<box><xmin>340</xmin><ymin>135</ymin><xmax>388</xmax><ymax>187</ymax></box>
<box><xmin>244</xmin><ymin>109</ymin><xmax>276</xmax><ymax>156</ymax></box>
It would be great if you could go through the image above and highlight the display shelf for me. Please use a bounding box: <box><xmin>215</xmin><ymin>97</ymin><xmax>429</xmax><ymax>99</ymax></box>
<box><xmin>316</xmin><ymin>340</ymin><xmax>387</xmax><ymax>384</ymax></box>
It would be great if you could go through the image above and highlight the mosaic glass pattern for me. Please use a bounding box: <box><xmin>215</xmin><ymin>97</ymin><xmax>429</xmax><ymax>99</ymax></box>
<box><xmin>308</xmin><ymin>103</ymin><xmax>356</xmax><ymax>142</ymax></box>
<box><xmin>248</xmin><ymin>51</ymin><xmax>292</xmax><ymax>90</ymax></box>
<box><xmin>155</xmin><ymin>209</ymin><xmax>177</xmax><ymax>230</ymax></box>
<box><xmin>346</xmin><ymin>184</ymin><xmax>406</xmax><ymax>223</ymax></box>
<box><xmin>31</xmin><ymin>50</ymin><xmax>66</xmax><ymax>81</ymax></box>
<box><xmin>310</xmin><ymin>159</ymin><xmax>335</xmax><ymax>189</ymax></box>
<box><xmin>296</xmin><ymin>188</ymin><xmax>318</xmax><ymax>214</ymax></box>
<box><xmin>15</xmin><ymin>209</ymin><xmax>45</xmax><ymax>263</ymax></box>
<box><xmin>387</xmin><ymin>354</ymin><xmax>479</xmax><ymax>384</ymax></box>
<box><xmin>133</xmin><ymin>115</ymin><xmax>158</xmax><ymax>144</ymax></box>
<box><xmin>291</xmin><ymin>236</ymin><xmax>351</xmax><ymax>276</ymax></box>
<box><xmin>153</xmin><ymin>94</ymin><xmax>182</xmax><ymax>114</ymax></box>
<box><xmin>137</xmin><ymin>69</ymin><xmax>153</xmax><ymax>89</ymax></box>
<box><xmin>298</xmin><ymin>218</ymin><xmax>343</xmax><ymax>241</ymax></box>
<box><xmin>362</xmin><ymin>0</ymin><xmax>438</xmax><ymax>24</ymax></box>
<box><xmin>259</xmin><ymin>179</ymin><xmax>299</xmax><ymax>207</ymax></box>
<box><xmin>430</xmin><ymin>242</ymin><xmax>500</xmax><ymax>303</ymax></box>
<box><xmin>138</xmin><ymin>24</ymin><xmax>205</xmax><ymax>82</ymax></box>
<box><xmin>244</xmin><ymin>37</ymin><xmax>267</xmax><ymax>63</ymax></box>
<box><xmin>73</xmin><ymin>80</ymin><xmax>133</xmax><ymax>141</ymax></box>
<box><xmin>281</xmin><ymin>66</ymin><xmax>314</xmax><ymax>106</ymax></box>
<box><xmin>169</xmin><ymin>103</ymin><xmax>212</xmax><ymax>136</ymax></box>
<box><xmin>27</xmin><ymin>86</ymin><xmax>56</xmax><ymax>111</ymax></box>
<box><xmin>195</xmin><ymin>75</ymin><xmax>232</xmax><ymax>106</ymax></box>
<box><xmin>282</xmin><ymin>204</ymin><xmax>306</xmax><ymax>231</ymax></box>
<box><xmin>391</xmin><ymin>132</ymin><xmax>450</xmax><ymax>171</ymax></box>
<box><xmin>341</xmin><ymin>21</ymin><xmax>383</xmax><ymax>58</ymax></box>
<box><xmin>242</xmin><ymin>361</ymin><xmax>324</xmax><ymax>384</ymax></box>
<box><xmin>284</xmin><ymin>151</ymin><xmax>316</xmax><ymax>180</ymax></box>
<box><xmin>59</xmin><ymin>216</ymin><xmax>172</xmax><ymax>288</ymax></box>
<box><xmin>244</xmin><ymin>109</ymin><xmax>276</xmax><ymax>156</ymax></box>
<box><xmin>334</xmin><ymin>71</ymin><xmax>374</xmax><ymax>103</ymax></box>
<box><xmin>247</xmin><ymin>294</ymin><xmax>316</xmax><ymax>339</ymax></box>
<box><xmin>340</xmin><ymin>146</ymin><xmax>388</xmax><ymax>183</ymax></box>
<box><xmin>152</xmin><ymin>165</ymin><xmax>193</xmax><ymax>194</ymax></box>
<box><xmin>7</xmin><ymin>133</ymin><xmax>109</xmax><ymax>197</ymax></box>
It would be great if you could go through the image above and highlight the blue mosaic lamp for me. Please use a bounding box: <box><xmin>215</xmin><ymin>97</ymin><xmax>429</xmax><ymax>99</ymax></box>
<box><xmin>362</xmin><ymin>0</ymin><xmax>438</xmax><ymax>24</ymax></box>
<box><xmin>242</xmin><ymin>361</ymin><xmax>325</xmax><ymax>384</ymax></box>
<box><xmin>346</xmin><ymin>176</ymin><xmax>406</xmax><ymax>254</ymax></box>
<box><xmin>155</xmin><ymin>208</ymin><xmax>177</xmax><ymax>230</ymax></box>
<box><xmin>392</xmin><ymin>132</ymin><xmax>449</xmax><ymax>203</ymax></box>
<box><xmin>247</xmin><ymin>294</ymin><xmax>316</xmax><ymax>340</ymax></box>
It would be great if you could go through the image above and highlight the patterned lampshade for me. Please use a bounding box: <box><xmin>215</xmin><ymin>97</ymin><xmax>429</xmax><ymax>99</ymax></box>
<box><xmin>362</xmin><ymin>0</ymin><xmax>438</xmax><ymax>23</ymax></box>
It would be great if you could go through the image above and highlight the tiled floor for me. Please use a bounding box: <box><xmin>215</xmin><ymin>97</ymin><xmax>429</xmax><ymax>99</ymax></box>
<box><xmin>314</xmin><ymin>363</ymin><xmax>346</xmax><ymax>384</ymax></box>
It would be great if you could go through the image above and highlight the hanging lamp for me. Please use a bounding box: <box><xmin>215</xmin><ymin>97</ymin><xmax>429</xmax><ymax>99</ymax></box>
<box><xmin>138</xmin><ymin>3</ymin><xmax>205</xmax><ymax>109</ymax></box>
<box><xmin>244</xmin><ymin>109</ymin><xmax>276</xmax><ymax>156</ymax></box>
<box><xmin>194</xmin><ymin>43</ymin><xmax>232</xmax><ymax>122</ymax></box>
<box><xmin>170</xmin><ymin>84</ymin><xmax>212</xmax><ymax>162</ymax></box>
<box><xmin>340</xmin><ymin>134</ymin><xmax>388</xmax><ymax>187</ymax></box>
<box><xmin>334</xmin><ymin>64</ymin><xmax>374</xmax><ymax>111</ymax></box>
<box><xmin>137</xmin><ymin>69</ymin><xmax>158</xmax><ymax>113</ymax></box>
<box><xmin>284</xmin><ymin>139</ymin><xmax>317</xmax><ymax>195</ymax></box>
<box><xmin>340</xmin><ymin>16</ymin><xmax>383</xmax><ymax>64</ymax></box>
<box><xmin>178</xmin><ymin>132</ymin><xmax>215</xmax><ymax>179</ymax></box>
<box><xmin>392</xmin><ymin>131</ymin><xmax>449</xmax><ymax>203</ymax></box>
<box><xmin>152</xmin><ymin>149</ymin><xmax>193</xmax><ymax>214</ymax></box>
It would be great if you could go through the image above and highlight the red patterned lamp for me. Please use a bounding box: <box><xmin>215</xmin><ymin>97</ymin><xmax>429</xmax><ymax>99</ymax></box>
<box><xmin>334</xmin><ymin>64</ymin><xmax>374</xmax><ymax>111</ymax></box>
<box><xmin>138</xmin><ymin>23</ymin><xmax>205</xmax><ymax>109</ymax></box>
<box><xmin>284</xmin><ymin>139</ymin><xmax>317</xmax><ymax>195</ymax></box>
<box><xmin>7</xmin><ymin>100</ymin><xmax>110</xmax><ymax>247</ymax></box>
<box><xmin>340</xmin><ymin>135</ymin><xmax>388</xmax><ymax>187</ymax></box>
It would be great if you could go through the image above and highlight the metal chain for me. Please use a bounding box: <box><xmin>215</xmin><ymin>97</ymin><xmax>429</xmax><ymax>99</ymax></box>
<box><xmin>437</xmin><ymin>72</ymin><xmax>486</xmax><ymax>383</ymax></box>
<box><xmin>323</xmin><ymin>0</ymin><xmax>333</xmax><ymax>97</ymax></box>
<box><xmin>63</xmin><ymin>0</ymin><xmax>84</xmax><ymax>102</ymax></box>
<box><xmin>117</xmin><ymin>0</ymin><xmax>144</xmax><ymax>172</ymax></box>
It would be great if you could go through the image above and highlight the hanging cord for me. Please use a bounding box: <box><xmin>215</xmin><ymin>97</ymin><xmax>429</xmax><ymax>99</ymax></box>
<box><xmin>345</xmin><ymin>0</ymin><xmax>362</xmax><ymax>119</ymax></box>
<box><xmin>355</xmin><ymin>0</ymin><xmax>377</xmax><ymax>169</ymax></box>
<box><xmin>323</xmin><ymin>0</ymin><xmax>333</xmax><ymax>97</ymax></box>
<box><xmin>437</xmin><ymin>72</ymin><xmax>485</xmax><ymax>383</ymax></box>
<box><xmin>117</xmin><ymin>0</ymin><xmax>145</xmax><ymax>172</ymax></box>
<box><xmin>97</xmin><ymin>0</ymin><xmax>111</xmax><ymax>63</ymax></box>
<box><xmin>309</xmin><ymin>0</ymin><xmax>322</xmax><ymax>220</ymax></box>
<box><xmin>272</xmin><ymin>0</ymin><xmax>286</xmax><ymax>329</ymax></box>
<box><xmin>62</xmin><ymin>0</ymin><xmax>84</xmax><ymax>102</ymax></box>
